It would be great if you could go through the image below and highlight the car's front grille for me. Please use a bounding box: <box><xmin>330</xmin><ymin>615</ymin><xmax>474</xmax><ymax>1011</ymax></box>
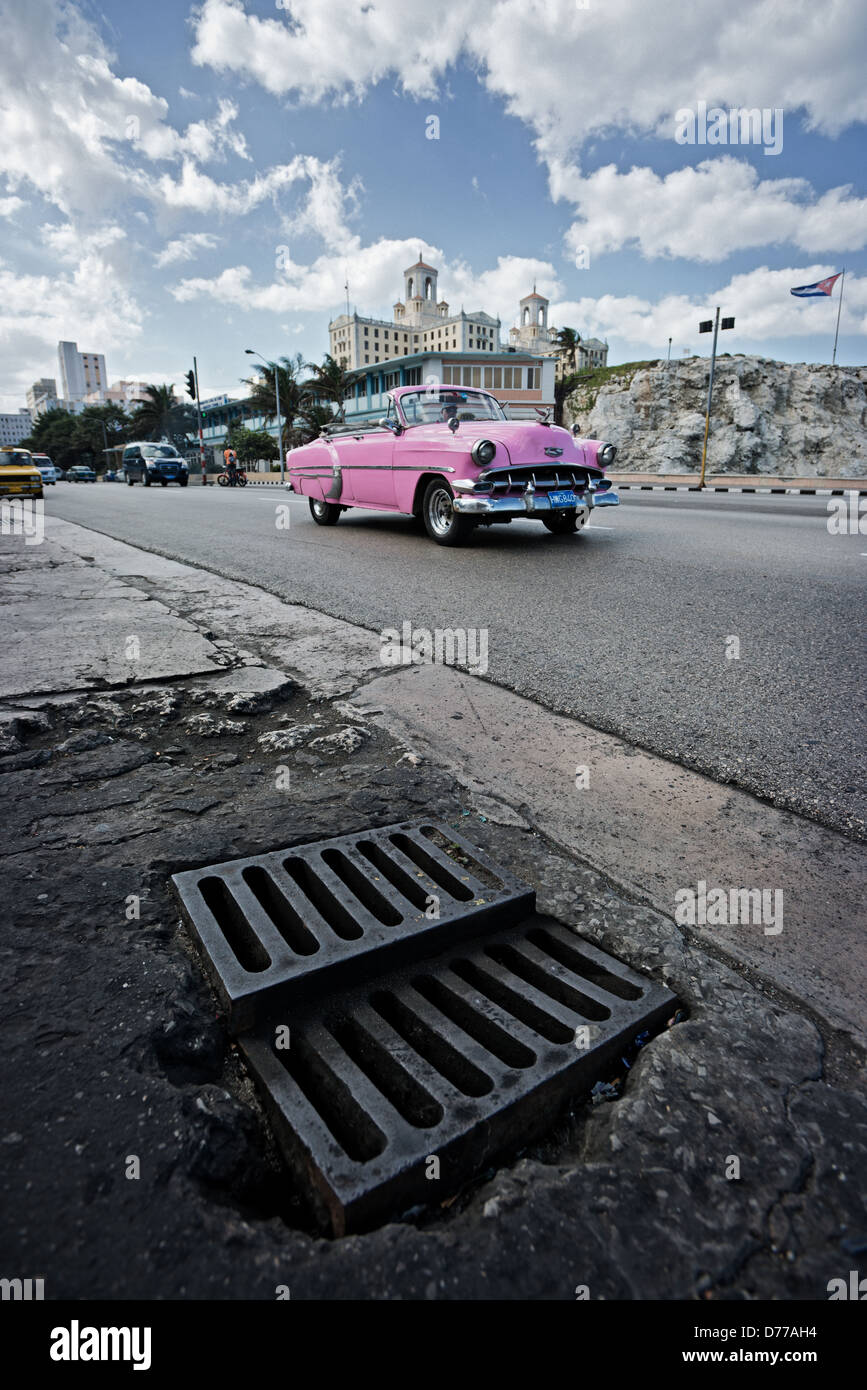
<box><xmin>475</xmin><ymin>466</ymin><xmax>599</xmax><ymax>496</ymax></box>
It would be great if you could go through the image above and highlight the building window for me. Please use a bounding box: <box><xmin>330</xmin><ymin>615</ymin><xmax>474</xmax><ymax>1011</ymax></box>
<box><xmin>493</xmin><ymin>367</ymin><xmax>502</xmax><ymax>388</ymax></box>
<box><xmin>484</xmin><ymin>367</ymin><xmax>492</xmax><ymax>387</ymax></box>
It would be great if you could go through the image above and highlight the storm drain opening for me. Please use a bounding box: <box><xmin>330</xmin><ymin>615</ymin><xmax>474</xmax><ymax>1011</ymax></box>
<box><xmin>172</xmin><ymin>820</ymin><xmax>534</xmax><ymax>1030</ymax></box>
<box><xmin>240</xmin><ymin>912</ymin><xmax>678</xmax><ymax>1237</ymax></box>
<box><xmin>175</xmin><ymin>823</ymin><xmax>678</xmax><ymax>1236</ymax></box>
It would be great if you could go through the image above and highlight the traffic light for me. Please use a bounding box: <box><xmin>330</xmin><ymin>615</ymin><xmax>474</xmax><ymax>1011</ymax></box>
<box><xmin>185</xmin><ymin>369</ymin><xmax>197</xmax><ymax>400</ymax></box>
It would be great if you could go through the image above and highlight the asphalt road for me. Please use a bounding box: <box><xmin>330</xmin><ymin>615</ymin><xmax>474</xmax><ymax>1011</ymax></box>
<box><xmin>45</xmin><ymin>481</ymin><xmax>866</xmax><ymax>837</ymax></box>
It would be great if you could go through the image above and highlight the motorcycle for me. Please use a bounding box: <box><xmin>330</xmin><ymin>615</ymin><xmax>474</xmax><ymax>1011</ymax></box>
<box><xmin>217</xmin><ymin>464</ymin><xmax>247</xmax><ymax>487</ymax></box>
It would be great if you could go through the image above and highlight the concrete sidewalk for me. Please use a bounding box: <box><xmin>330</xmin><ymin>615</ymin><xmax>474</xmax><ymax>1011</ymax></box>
<box><xmin>1</xmin><ymin>519</ymin><xmax>864</xmax><ymax>1301</ymax></box>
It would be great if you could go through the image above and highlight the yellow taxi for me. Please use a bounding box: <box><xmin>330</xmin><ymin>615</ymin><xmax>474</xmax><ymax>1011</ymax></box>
<box><xmin>0</xmin><ymin>447</ymin><xmax>44</xmax><ymax>499</ymax></box>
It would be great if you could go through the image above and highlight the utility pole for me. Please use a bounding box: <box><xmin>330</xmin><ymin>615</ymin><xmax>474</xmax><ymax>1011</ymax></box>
<box><xmin>193</xmin><ymin>357</ymin><xmax>206</xmax><ymax>484</ymax></box>
<box><xmin>667</xmin><ymin>337</ymin><xmax>672</xmax><ymax>363</ymax></box>
<box><xmin>698</xmin><ymin>308</ymin><xmax>735</xmax><ymax>488</ymax></box>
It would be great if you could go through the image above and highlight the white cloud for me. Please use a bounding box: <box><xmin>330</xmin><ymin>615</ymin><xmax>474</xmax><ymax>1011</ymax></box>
<box><xmin>191</xmin><ymin>0</ymin><xmax>476</xmax><ymax>101</ymax></box>
<box><xmin>0</xmin><ymin>196</ymin><xmax>26</xmax><ymax>217</ymax></box>
<box><xmin>171</xmin><ymin>237</ymin><xmax>555</xmax><ymax>328</ymax></box>
<box><xmin>154</xmin><ymin>232</ymin><xmax>220</xmax><ymax>267</ymax></box>
<box><xmin>191</xmin><ymin>0</ymin><xmax>867</xmax><ymax>156</ymax></box>
<box><xmin>40</xmin><ymin>222</ymin><xmax>127</xmax><ymax>262</ymax></box>
<box><xmin>0</xmin><ymin>252</ymin><xmax>146</xmax><ymax>409</ymax></box>
<box><xmin>550</xmin><ymin>266</ymin><xmax>866</xmax><ymax>352</ymax></box>
<box><xmin>0</xmin><ymin>1</ymin><xmax>253</xmax><ymax>218</ymax></box>
<box><xmin>559</xmin><ymin>158</ymin><xmax>867</xmax><ymax>262</ymax></box>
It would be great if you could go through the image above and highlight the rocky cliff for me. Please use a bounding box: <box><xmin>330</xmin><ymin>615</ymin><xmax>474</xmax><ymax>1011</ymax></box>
<box><xmin>565</xmin><ymin>356</ymin><xmax>867</xmax><ymax>477</ymax></box>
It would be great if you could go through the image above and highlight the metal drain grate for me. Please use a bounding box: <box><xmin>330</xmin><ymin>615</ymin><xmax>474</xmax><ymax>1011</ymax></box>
<box><xmin>239</xmin><ymin>913</ymin><xmax>678</xmax><ymax>1235</ymax></box>
<box><xmin>172</xmin><ymin>821</ymin><xmax>535</xmax><ymax>1030</ymax></box>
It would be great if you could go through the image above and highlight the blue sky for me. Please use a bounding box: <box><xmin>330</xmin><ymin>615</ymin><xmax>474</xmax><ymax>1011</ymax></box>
<box><xmin>0</xmin><ymin>0</ymin><xmax>865</xmax><ymax>410</ymax></box>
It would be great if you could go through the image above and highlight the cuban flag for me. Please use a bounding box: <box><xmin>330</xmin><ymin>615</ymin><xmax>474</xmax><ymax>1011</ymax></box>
<box><xmin>791</xmin><ymin>273</ymin><xmax>842</xmax><ymax>298</ymax></box>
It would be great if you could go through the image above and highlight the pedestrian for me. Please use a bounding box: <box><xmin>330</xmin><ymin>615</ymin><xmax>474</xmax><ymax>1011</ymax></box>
<box><xmin>200</xmin><ymin>451</ymin><xmax>208</xmax><ymax>486</ymax></box>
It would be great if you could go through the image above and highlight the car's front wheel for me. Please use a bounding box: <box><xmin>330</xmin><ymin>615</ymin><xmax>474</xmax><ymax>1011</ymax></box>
<box><xmin>143</xmin><ymin>471</ymin><xmax>151</xmax><ymax>487</ymax></box>
<box><xmin>422</xmin><ymin>478</ymin><xmax>477</xmax><ymax>546</ymax></box>
<box><xmin>179</xmin><ymin>475</ymin><xmax>188</xmax><ymax>487</ymax></box>
<box><xmin>126</xmin><ymin>472</ymin><xmax>134</xmax><ymax>485</ymax></box>
<box><xmin>309</xmin><ymin>496</ymin><xmax>341</xmax><ymax>526</ymax></box>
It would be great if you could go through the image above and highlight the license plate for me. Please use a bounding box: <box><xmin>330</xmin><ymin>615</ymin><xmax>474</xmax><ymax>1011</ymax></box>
<box><xmin>548</xmin><ymin>489</ymin><xmax>577</xmax><ymax>508</ymax></box>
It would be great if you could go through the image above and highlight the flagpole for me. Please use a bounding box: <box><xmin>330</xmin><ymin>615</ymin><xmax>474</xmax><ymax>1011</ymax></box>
<box><xmin>832</xmin><ymin>269</ymin><xmax>845</xmax><ymax>366</ymax></box>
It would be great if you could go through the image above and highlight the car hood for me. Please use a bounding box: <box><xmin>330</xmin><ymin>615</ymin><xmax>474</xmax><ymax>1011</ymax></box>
<box><xmin>402</xmin><ymin>420</ymin><xmax>605</xmax><ymax>470</ymax></box>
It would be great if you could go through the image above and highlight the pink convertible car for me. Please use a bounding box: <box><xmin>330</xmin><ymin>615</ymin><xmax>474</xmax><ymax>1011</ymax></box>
<box><xmin>286</xmin><ymin>385</ymin><xmax>619</xmax><ymax>546</ymax></box>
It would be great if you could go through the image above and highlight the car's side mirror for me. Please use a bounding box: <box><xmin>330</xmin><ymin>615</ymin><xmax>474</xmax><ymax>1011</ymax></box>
<box><xmin>378</xmin><ymin>417</ymin><xmax>402</xmax><ymax>435</ymax></box>
<box><xmin>447</xmin><ymin>415</ymin><xmax>459</xmax><ymax>433</ymax></box>
<box><xmin>571</xmin><ymin>423</ymin><xmax>582</xmax><ymax>436</ymax></box>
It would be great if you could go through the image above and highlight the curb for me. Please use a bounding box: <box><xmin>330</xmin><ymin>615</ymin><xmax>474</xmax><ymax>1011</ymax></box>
<box><xmin>616</xmin><ymin>483</ymin><xmax>867</xmax><ymax>496</ymax></box>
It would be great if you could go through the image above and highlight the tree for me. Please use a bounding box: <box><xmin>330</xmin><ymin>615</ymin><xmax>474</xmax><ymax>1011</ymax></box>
<box><xmin>554</xmin><ymin>370</ymin><xmax>585</xmax><ymax>427</ymax></box>
<box><xmin>74</xmin><ymin>404</ymin><xmax>134</xmax><ymax>473</ymax></box>
<box><xmin>553</xmin><ymin>327</ymin><xmax>581</xmax><ymax>373</ymax></box>
<box><xmin>293</xmin><ymin>398</ymin><xmax>333</xmax><ymax>445</ymax></box>
<box><xmin>20</xmin><ymin>409</ymin><xmax>81</xmax><ymax>470</ymax></box>
<box><xmin>303</xmin><ymin>353</ymin><xmax>353</xmax><ymax>423</ymax></box>
<box><xmin>130</xmin><ymin>385</ymin><xmax>196</xmax><ymax>449</ymax></box>
<box><xmin>242</xmin><ymin>354</ymin><xmax>306</xmax><ymax>455</ymax></box>
<box><xmin>225</xmin><ymin>424</ymin><xmax>278</xmax><ymax>465</ymax></box>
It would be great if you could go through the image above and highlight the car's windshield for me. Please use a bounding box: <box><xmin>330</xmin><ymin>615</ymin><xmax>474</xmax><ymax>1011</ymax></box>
<box><xmin>0</xmin><ymin>450</ymin><xmax>31</xmax><ymax>464</ymax></box>
<box><xmin>397</xmin><ymin>389</ymin><xmax>506</xmax><ymax>426</ymax></box>
<box><xmin>141</xmin><ymin>445</ymin><xmax>180</xmax><ymax>458</ymax></box>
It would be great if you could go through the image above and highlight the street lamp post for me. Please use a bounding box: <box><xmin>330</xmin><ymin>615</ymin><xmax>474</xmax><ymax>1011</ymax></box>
<box><xmin>697</xmin><ymin>309</ymin><xmax>735</xmax><ymax>488</ymax></box>
<box><xmin>98</xmin><ymin>419</ymin><xmax>109</xmax><ymax>476</ymax></box>
<box><xmin>245</xmin><ymin>349</ymin><xmax>284</xmax><ymax>483</ymax></box>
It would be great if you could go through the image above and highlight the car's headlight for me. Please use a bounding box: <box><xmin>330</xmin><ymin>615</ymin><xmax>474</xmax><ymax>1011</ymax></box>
<box><xmin>471</xmin><ymin>439</ymin><xmax>496</xmax><ymax>466</ymax></box>
<box><xmin>597</xmin><ymin>443</ymin><xmax>617</xmax><ymax>467</ymax></box>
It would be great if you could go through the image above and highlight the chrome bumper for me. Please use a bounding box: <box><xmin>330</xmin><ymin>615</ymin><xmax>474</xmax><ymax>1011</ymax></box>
<box><xmin>453</xmin><ymin>487</ymin><xmax>619</xmax><ymax>516</ymax></box>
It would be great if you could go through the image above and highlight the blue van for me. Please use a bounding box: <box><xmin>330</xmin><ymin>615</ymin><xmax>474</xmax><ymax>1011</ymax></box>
<box><xmin>123</xmin><ymin>442</ymin><xmax>189</xmax><ymax>487</ymax></box>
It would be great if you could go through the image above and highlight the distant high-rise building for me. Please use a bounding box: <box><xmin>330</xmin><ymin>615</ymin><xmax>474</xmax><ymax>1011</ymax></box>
<box><xmin>26</xmin><ymin>377</ymin><xmax>61</xmax><ymax>420</ymax></box>
<box><xmin>58</xmin><ymin>341</ymin><xmax>106</xmax><ymax>404</ymax></box>
<box><xmin>0</xmin><ymin>410</ymin><xmax>34</xmax><ymax>446</ymax></box>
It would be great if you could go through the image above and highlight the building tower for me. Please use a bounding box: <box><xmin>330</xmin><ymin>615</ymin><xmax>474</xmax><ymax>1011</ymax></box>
<box><xmin>403</xmin><ymin>256</ymin><xmax>440</xmax><ymax>327</ymax></box>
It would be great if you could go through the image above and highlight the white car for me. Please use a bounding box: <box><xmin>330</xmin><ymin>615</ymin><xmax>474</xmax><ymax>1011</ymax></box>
<box><xmin>31</xmin><ymin>454</ymin><xmax>58</xmax><ymax>484</ymax></box>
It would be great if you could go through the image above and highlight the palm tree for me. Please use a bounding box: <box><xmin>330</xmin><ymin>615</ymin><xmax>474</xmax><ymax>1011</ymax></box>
<box><xmin>294</xmin><ymin>398</ymin><xmax>334</xmax><ymax>444</ymax></box>
<box><xmin>304</xmin><ymin>353</ymin><xmax>353</xmax><ymax>423</ymax></box>
<box><xmin>132</xmin><ymin>385</ymin><xmax>195</xmax><ymax>447</ymax></box>
<box><xmin>242</xmin><ymin>354</ymin><xmax>306</xmax><ymax>453</ymax></box>
<box><xmin>553</xmin><ymin>327</ymin><xmax>581</xmax><ymax>372</ymax></box>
